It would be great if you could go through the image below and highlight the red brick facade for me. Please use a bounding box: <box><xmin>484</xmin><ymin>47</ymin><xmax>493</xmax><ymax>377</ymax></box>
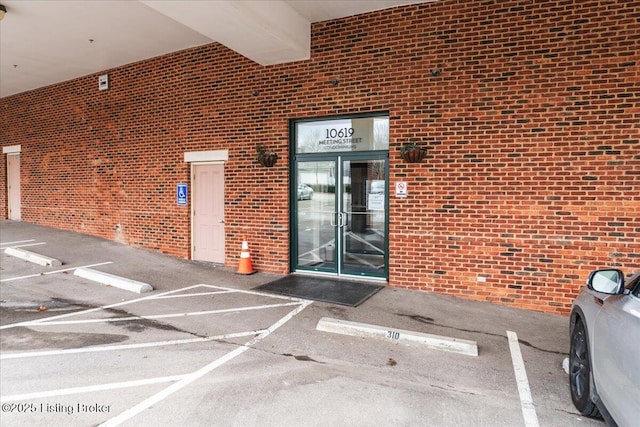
<box><xmin>1</xmin><ymin>0</ymin><xmax>638</xmax><ymax>314</ymax></box>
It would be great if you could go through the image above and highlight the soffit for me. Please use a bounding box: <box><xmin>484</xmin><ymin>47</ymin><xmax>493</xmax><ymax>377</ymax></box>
<box><xmin>0</xmin><ymin>0</ymin><xmax>434</xmax><ymax>98</ymax></box>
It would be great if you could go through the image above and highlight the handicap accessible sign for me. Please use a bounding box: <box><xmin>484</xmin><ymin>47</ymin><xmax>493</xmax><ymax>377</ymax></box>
<box><xmin>177</xmin><ymin>183</ymin><xmax>187</xmax><ymax>206</ymax></box>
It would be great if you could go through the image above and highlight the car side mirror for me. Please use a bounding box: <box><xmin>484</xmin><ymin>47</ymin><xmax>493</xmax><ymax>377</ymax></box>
<box><xmin>587</xmin><ymin>269</ymin><xmax>625</xmax><ymax>294</ymax></box>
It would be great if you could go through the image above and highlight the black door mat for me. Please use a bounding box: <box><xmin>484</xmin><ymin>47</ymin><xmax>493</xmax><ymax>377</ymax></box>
<box><xmin>254</xmin><ymin>275</ymin><xmax>384</xmax><ymax>307</ymax></box>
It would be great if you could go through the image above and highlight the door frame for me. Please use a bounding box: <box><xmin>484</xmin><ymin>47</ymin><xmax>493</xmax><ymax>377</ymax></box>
<box><xmin>339</xmin><ymin>152</ymin><xmax>388</xmax><ymax>277</ymax></box>
<box><xmin>184</xmin><ymin>150</ymin><xmax>228</xmax><ymax>263</ymax></box>
<box><xmin>289</xmin><ymin>113</ymin><xmax>390</xmax><ymax>279</ymax></box>
<box><xmin>291</xmin><ymin>151</ymin><xmax>389</xmax><ymax>279</ymax></box>
<box><xmin>4</xmin><ymin>145</ymin><xmax>21</xmax><ymax>221</ymax></box>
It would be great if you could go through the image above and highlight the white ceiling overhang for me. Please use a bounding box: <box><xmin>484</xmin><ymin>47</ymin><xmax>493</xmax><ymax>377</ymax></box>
<box><xmin>0</xmin><ymin>0</ymin><xmax>435</xmax><ymax>98</ymax></box>
<box><xmin>141</xmin><ymin>0</ymin><xmax>311</xmax><ymax>66</ymax></box>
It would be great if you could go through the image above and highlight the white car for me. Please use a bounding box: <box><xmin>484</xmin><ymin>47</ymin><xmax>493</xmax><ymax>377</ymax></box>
<box><xmin>569</xmin><ymin>269</ymin><xmax>640</xmax><ymax>426</ymax></box>
<box><xmin>297</xmin><ymin>184</ymin><xmax>314</xmax><ymax>200</ymax></box>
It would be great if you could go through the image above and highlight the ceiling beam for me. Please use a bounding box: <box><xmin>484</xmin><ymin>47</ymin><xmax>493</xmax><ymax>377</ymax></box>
<box><xmin>141</xmin><ymin>0</ymin><xmax>310</xmax><ymax>65</ymax></box>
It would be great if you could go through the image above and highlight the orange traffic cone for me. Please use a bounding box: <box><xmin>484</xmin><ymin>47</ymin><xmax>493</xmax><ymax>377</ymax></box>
<box><xmin>237</xmin><ymin>237</ymin><xmax>255</xmax><ymax>275</ymax></box>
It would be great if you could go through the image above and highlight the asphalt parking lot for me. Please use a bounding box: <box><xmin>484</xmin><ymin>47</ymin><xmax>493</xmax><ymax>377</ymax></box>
<box><xmin>0</xmin><ymin>221</ymin><xmax>604</xmax><ymax>427</ymax></box>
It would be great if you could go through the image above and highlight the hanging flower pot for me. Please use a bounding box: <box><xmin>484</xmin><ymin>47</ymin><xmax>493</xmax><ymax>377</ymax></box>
<box><xmin>400</xmin><ymin>143</ymin><xmax>426</xmax><ymax>163</ymax></box>
<box><xmin>256</xmin><ymin>145</ymin><xmax>278</xmax><ymax>167</ymax></box>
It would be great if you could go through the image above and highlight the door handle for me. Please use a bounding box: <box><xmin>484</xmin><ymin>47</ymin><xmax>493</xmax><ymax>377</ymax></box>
<box><xmin>338</xmin><ymin>212</ymin><xmax>347</xmax><ymax>228</ymax></box>
<box><xmin>331</xmin><ymin>212</ymin><xmax>346</xmax><ymax>227</ymax></box>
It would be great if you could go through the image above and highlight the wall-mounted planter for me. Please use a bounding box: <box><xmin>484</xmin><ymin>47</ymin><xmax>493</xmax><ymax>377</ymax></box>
<box><xmin>400</xmin><ymin>143</ymin><xmax>426</xmax><ymax>163</ymax></box>
<box><xmin>256</xmin><ymin>145</ymin><xmax>278</xmax><ymax>167</ymax></box>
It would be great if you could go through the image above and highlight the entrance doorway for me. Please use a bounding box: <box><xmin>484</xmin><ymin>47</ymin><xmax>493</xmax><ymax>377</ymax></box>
<box><xmin>293</xmin><ymin>153</ymin><xmax>388</xmax><ymax>278</ymax></box>
<box><xmin>291</xmin><ymin>113</ymin><xmax>389</xmax><ymax>279</ymax></box>
<box><xmin>192</xmin><ymin>163</ymin><xmax>225</xmax><ymax>263</ymax></box>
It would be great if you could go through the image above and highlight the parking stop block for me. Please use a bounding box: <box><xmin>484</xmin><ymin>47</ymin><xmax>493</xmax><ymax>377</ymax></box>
<box><xmin>74</xmin><ymin>267</ymin><xmax>153</xmax><ymax>294</ymax></box>
<box><xmin>4</xmin><ymin>247</ymin><xmax>62</xmax><ymax>267</ymax></box>
<box><xmin>316</xmin><ymin>317</ymin><xmax>478</xmax><ymax>357</ymax></box>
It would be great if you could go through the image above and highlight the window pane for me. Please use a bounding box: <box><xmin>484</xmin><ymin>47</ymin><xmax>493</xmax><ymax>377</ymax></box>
<box><xmin>296</xmin><ymin>116</ymin><xmax>389</xmax><ymax>153</ymax></box>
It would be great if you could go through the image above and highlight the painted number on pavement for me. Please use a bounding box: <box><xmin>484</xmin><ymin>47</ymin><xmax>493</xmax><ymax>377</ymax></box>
<box><xmin>386</xmin><ymin>330</ymin><xmax>400</xmax><ymax>340</ymax></box>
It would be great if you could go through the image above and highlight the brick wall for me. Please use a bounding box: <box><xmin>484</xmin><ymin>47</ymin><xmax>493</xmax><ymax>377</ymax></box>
<box><xmin>1</xmin><ymin>0</ymin><xmax>638</xmax><ymax>314</ymax></box>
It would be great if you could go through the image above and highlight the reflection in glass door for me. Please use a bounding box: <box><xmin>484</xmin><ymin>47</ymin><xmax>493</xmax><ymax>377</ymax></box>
<box><xmin>294</xmin><ymin>155</ymin><xmax>387</xmax><ymax>278</ymax></box>
<box><xmin>295</xmin><ymin>160</ymin><xmax>337</xmax><ymax>272</ymax></box>
<box><xmin>341</xmin><ymin>158</ymin><xmax>387</xmax><ymax>276</ymax></box>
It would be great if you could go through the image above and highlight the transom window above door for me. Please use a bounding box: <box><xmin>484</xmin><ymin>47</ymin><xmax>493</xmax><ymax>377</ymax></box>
<box><xmin>295</xmin><ymin>115</ymin><xmax>389</xmax><ymax>154</ymax></box>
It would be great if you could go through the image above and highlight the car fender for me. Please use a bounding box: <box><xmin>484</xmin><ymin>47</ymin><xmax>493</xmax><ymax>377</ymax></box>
<box><xmin>593</xmin><ymin>293</ymin><xmax>640</xmax><ymax>427</ymax></box>
<box><xmin>571</xmin><ymin>294</ymin><xmax>628</xmax><ymax>427</ymax></box>
<box><xmin>570</xmin><ymin>305</ymin><xmax>601</xmax><ymax>405</ymax></box>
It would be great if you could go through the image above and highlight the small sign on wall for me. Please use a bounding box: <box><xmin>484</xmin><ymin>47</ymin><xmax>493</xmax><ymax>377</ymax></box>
<box><xmin>98</xmin><ymin>74</ymin><xmax>109</xmax><ymax>91</ymax></box>
<box><xmin>395</xmin><ymin>182</ymin><xmax>407</xmax><ymax>197</ymax></box>
<box><xmin>177</xmin><ymin>183</ymin><xmax>187</xmax><ymax>206</ymax></box>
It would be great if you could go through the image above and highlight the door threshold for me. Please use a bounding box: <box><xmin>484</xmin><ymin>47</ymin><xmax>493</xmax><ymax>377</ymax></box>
<box><xmin>292</xmin><ymin>271</ymin><xmax>388</xmax><ymax>284</ymax></box>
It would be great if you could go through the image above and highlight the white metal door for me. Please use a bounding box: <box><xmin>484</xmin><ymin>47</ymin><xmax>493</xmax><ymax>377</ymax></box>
<box><xmin>192</xmin><ymin>163</ymin><xmax>225</xmax><ymax>263</ymax></box>
<box><xmin>7</xmin><ymin>153</ymin><xmax>21</xmax><ymax>221</ymax></box>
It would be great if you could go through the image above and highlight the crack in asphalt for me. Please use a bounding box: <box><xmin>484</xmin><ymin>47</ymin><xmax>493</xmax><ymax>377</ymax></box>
<box><xmin>281</xmin><ymin>353</ymin><xmax>324</xmax><ymax>363</ymax></box>
<box><xmin>396</xmin><ymin>313</ymin><xmax>567</xmax><ymax>356</ymax></box>
<box><xmin>47</xmin><ymin>301</ymin><xmax>299</xmax><ymax>355</ymax></box>
<box><xmin>101</xmin><ymin>306</ymin><xmax>209</xmax><ymax>339</ymax></box>
<box><xmin>430</xmin><ymin>384</ymin><xmax>480</xmax><ymax>396</ymax></box>
<box><xmin>555</xmin><ymin>408</ymin><xmax>587</xmax><ymax>417</ymax></box>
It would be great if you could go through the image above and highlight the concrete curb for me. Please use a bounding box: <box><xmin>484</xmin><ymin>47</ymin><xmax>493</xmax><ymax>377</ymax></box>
<box><xmin>4</xmin><ymin>247</ymin><xmax>62</xmax><ymax>267</ymax></box>
<box><xmin>74</xmin><ymin>267</ymin><xmax>153</xmax><ymax>294</ymax></box>
<box><xmin>316</xmin><ymin>317</ymin><xmax>478</xmax><ymax>357</ymax></box>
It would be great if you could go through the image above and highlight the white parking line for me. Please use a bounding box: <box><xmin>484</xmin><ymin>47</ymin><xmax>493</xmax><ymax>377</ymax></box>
<box><xmin>1</xmin><ymin>331</ymin><xmax>264</xmax><ymax>360</ymax></box>
<box><xmin>0</xmin><ymin>239</ymin><xmax>36</xmax><ymax>247</ymax></box>
<box><xmin>0</xmin><ymin>284</ymin><xmax>305</xmax><ymax>329</ymax></box>
<box><xmin>0</xmin><ymin>283</ymin><xmax>203</xmax><ymax>330</ymax></box>
<box><xmin>100</xmin><ymin>299</ymin><xmax>312</xmax><ymax>427</ymax></box>
<box><xmin>0</xmin><ymin>261</ymin><xmax>114</xmax><ymax>283</ymax></box>
<box><xmin>11</xmin><ymin>301</ymin><xmax>303</xmax><ymax>327</ymax></box>
<box><xmin>1</xmin><ymin>242</ymin><xmax>46</xmax><ymax>249</ymax></box>
<box><xmin>1</xmin><ymin>282</ymin><xmax>312</xmax><ymax>426</ymax></box>
<box><xmin>148</xmin><ymin>290</ymin><xmax>235</xmax><ymax>299</ymax></box>
<box><xmin>1</xmin><ymin>375</ymin><xmax>187</xmax><ymax>403</ymax></box>
<box><xmin>507</xmin><ymin>330</ymin><xmax>540</xmax><ymax>427</ymax></box>
<box><xmin>205</xmin><ymin>284</ymin><xmax>308</xmax><ymax>303</ymax></box>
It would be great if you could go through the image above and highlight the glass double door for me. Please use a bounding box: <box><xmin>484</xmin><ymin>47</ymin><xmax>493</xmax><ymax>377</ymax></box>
<box><xmin>294</xmin><ymin>153</ymin><xmax>388</xmax><ymax>278</ymax></box>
